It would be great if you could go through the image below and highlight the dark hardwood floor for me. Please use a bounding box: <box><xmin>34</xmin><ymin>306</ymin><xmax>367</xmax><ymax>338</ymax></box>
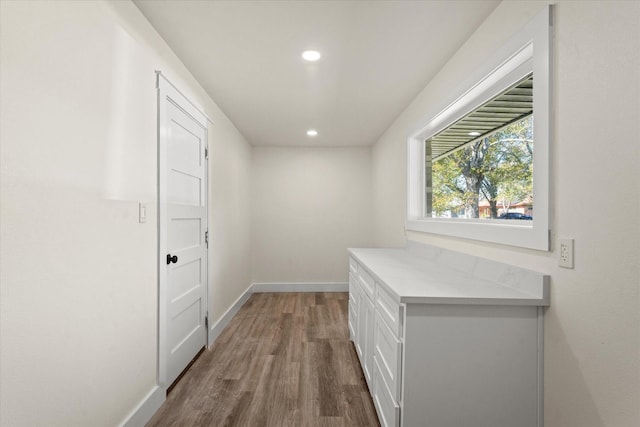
<box><xmin>146</xmin><ymin>292</ymin><xmax>380</xmax><ymax>427</ymax></box>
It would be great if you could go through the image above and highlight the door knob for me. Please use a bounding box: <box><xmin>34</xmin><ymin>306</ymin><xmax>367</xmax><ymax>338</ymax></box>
<box><xmin>166</xmin><ymin>254</ymin><xmax>178</xmax><ymax>265</ymax></box>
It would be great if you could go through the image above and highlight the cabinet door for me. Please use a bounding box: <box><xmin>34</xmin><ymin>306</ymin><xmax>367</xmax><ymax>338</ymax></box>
<box><xmin>358</xmin><ymin>292</ymin><xmax>375</xmax><ymax>386</ymax></box>
<box><xmin>374</xmin><ymin>311</ymin><xmax>403</xmax><ymax>402</ymax></box>
<box><xmin>373</xmin><ymin>357</ymin><xmax>401</xmax><ymax>427</ymax></box>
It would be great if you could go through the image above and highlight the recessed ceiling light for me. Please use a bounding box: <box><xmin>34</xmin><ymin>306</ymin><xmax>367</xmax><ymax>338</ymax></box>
<box><xmin>306</xmin><ymin>129</ymin><xmax>318</xmax><ymax>137</ymax></box>
<box><xmin>468</xmin><ymin>131</ymin><xmax>481</xmax><ymax>136</ymax></box>
<box><xmin>302</xmin><ymin>50</ymin><xmax>321</xmax><ymax>62</ymax></box>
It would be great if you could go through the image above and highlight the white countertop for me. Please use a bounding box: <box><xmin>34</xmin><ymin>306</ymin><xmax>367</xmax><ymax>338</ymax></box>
<box><xmin>349</xmin><ymin>246</ymin><xmax>549</xmax><ymax>306</ymax></box>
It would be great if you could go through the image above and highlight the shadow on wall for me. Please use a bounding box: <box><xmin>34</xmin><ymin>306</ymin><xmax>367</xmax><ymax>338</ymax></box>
<box><xmin>544</xmin><ymin>304</ymin><xmax>605</xmax><ymax>427</ymax></box>
<box><xmin>104</xmin><ymin>23</ymin><xmax>155</xmax><ymax>203</ymax></box>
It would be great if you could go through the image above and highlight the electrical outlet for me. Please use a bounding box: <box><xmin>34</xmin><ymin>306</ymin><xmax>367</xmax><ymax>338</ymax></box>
<box><xmin>559</xmin><ymin>238</ymin><xmax>574</xmax><ymax>268</ymax></box>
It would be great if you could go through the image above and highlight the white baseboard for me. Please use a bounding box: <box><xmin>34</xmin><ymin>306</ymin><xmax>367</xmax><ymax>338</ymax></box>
<box><xmin>119</xmin><ymin>385</ymin><xmax>165</xmax><ymax>427</ymax></box>
<box><xmin>208</xmin><ymin>283</ymin><xmax>253</xmax><ymax>346</ymax></box>
<box><xmin>252</xmin><ymin>282</ymin><xmax>348</xmax><ymax>293</ymax></box>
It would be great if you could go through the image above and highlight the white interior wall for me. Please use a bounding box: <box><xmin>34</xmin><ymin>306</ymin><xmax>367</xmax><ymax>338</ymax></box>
<box><xmin>371</xmin><ymin>1</ymin><xmax>640</xmax><ymax>426</ymax></box>
<box><xmin>251</xmin><ymin>146</ymin><xmax>372</xmax><ymax>284</ymax></box>
<box><xmin>3</xmin><ymin>0</ymin><xmax>638</xmax><ymax>426</ymax></box>
<box><xmin>207</xmin><ymin>99</ymin><xmax>252</xmax><ymax>326</ymax></box>
<box><xmin>0</xmin><ymin>1</ymin><xmax>251</xmax><ymax>425</ymax></box>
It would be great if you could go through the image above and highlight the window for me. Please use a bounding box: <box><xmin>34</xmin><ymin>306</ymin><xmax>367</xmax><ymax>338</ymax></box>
<box><xmin>407</xmin><ymin>6</ymin><xmax>551</xmax><ymax>250</ymax></box>
<box><xmin>427</xmin><ymin>75</ymin><xmax>533</xmax><ymax>220</ymax></box>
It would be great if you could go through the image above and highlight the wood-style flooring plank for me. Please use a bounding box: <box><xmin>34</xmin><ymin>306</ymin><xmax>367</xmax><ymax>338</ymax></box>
<box><xmin>146</xmin><ymin>292</ymin><xmax>380</xmax><ymax>427</ymax></box>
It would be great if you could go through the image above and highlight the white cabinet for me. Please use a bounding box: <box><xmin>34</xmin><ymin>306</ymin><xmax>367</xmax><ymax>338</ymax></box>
<box><xmin>350</xmin><ymin>257</ymin><xmax>404</xmax><ymax>426</ymax></box>
<box><xmin>348</xmin><ymin>244</ymin><xmax>549</xmax><ymax>427</ymax></box>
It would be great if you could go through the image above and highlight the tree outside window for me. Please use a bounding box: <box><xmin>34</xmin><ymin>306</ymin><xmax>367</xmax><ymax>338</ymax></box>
<box><xmin>429</xmin><ymin>115</ymin><xmax>533</xmax><ymax>219</ymax></box>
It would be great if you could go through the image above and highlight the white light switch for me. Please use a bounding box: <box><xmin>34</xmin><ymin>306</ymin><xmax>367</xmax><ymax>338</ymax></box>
<box><xmin>139</xmin><ymin>202</ymin><xmax>147</xmax><ymax>223</ymax></box>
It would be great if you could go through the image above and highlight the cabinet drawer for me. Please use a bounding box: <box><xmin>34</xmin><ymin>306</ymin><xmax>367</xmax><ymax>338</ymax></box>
<box><xmin>349</xmin><ymin>257</ymin><xmax>358</xmax><ymax>274</ymax></box>
<box><xmin>358</xmin><ymin>266</ymin><xmax>376</xmax><ymax>301</ymax></box>
<box><xmin>374</xmin><ymin>311</ymin><xmax>402</xmax><ymax>402</ymax></box>
<box><xmin>373</xmin><ymin>357</ymin><xmax>401</xmax><ymax>427</ymax></box>
<box><xmin>376</xmin><ymin>283</ymin><xmax>404</xmax><ymax>336</ymax></box>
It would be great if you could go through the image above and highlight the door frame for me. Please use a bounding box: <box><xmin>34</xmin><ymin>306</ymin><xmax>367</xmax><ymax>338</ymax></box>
<box><xmin>156</xmin><ymin>71</ymin><xmax>211</xmax><ymax>389</ymax></box>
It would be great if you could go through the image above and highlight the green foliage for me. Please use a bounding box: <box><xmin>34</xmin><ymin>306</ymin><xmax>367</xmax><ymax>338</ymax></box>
<box><xmin>432</xmin><ymin>156</ymin><xmax>464</xmax><ymax>216</ymax></box>
<box><xmin>429</xmin><ymin>116</ymin><xmax>533</xmax><ymax>218</ymax></box>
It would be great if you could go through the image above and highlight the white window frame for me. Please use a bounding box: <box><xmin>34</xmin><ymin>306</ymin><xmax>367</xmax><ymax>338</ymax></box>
<box><xmin>407</xmin><ymin>5</ymin><xmax>552</xmax><ymax>251</ymax></box>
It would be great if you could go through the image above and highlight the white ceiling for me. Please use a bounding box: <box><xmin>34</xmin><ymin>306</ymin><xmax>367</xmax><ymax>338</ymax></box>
<box><xmin>134</xmin><ymin>0</ymin><xmax>500</xmax><ymax>146</ymax></box>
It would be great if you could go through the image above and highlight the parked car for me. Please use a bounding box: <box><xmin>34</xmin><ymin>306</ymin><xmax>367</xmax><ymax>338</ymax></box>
<box><xmin>499</xmin><ymin>212</ymin><xmax>533</xmax><ymax>220</ymax></box>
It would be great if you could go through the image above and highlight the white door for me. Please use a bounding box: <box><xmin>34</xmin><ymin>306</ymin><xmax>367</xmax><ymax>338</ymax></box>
<box><xmin>157</xmin><ymin>74</ymin><xmax>208</xmax><ymax>388</ymax></box>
